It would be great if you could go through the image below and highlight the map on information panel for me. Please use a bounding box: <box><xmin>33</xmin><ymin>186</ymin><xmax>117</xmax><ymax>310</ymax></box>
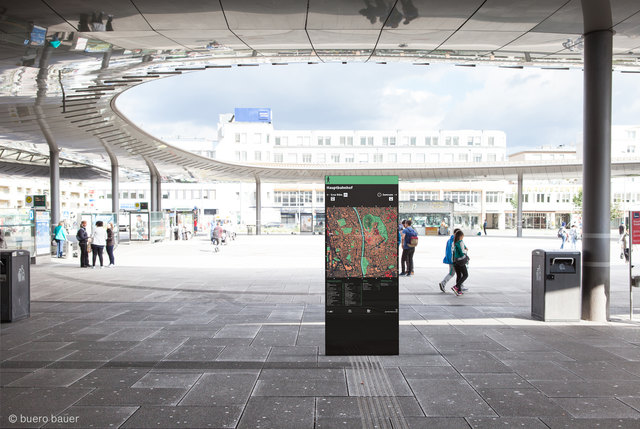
<box><xmin>326</xmin><ymin>206</ymin><xmax>397</xmax><ymax>278</ymax></box>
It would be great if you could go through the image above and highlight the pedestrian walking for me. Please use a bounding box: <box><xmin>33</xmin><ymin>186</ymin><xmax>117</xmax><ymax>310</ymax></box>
<box><xmin>106</xmin><ymin>222</ymin><xmax>116</xmax><ymax>267</ymax></box>
<box><xmin>53</xmin><ymin>221</ymin><xmax>67</xmax><ymax>258</ymax></box>
<box><xmin>620</xmin><ymin>226</ymin><xmax>630</xmax><ymax>262</ymax></box>
<box><xmin>439</xmin><ymin>228</ymin><xmax>466</xmax><ymax>293</ymax></box>
<box><xmin>558</xmin><ymin>222</ymin><xmax>568</xmax><ymax>249</ymax></box>
<box><xmin>401</xmin><ymin>220</ymin><xmax>418</xmax><ymax>277</ymax></box>
<box><xmin>569</xmin><ymin>224</ymin><xmax>579</xmax><ymax>249</ymax></box>
<box><xmin>76</xmin><ymin>221</ymin><xmax>90</xmax><ymax>268</ymax></box>
<box><xmin>483</xmin><ymin>218</ymin><xmax>488</xmax><ymax>236</ymax></box>
<box><xmin>90</xmin><ymin>221</ymin><xmax>107</xmax><ymax>268</ymax></box>
<box><xmin>451</xmin><ymin>230</ymin><xmax>469</xmax><ymax>296</ymax></box>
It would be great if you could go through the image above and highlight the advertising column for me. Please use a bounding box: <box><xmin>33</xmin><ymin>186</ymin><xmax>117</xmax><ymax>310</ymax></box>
<box><xmin>325</xmin><ymin>176</ymin><xmax>399</xmax><ymax>355</ymax></box>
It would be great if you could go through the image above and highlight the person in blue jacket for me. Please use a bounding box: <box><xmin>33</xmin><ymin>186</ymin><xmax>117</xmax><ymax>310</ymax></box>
<box><xmin>439</xmin><ymin>228</ymin><xmax>462</xmax><ymax>293</ymax></box>
<box><xmin>53</xmin><ymin>221</ymin><xmax>67</xmax><ymax>258</ymax></box>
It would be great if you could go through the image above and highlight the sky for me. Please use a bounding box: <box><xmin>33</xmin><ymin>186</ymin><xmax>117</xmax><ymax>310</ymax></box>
<box><xmin>116</xmin><ymin>62</ymin><xmax>640</xmax><ymax>155</ymax></box>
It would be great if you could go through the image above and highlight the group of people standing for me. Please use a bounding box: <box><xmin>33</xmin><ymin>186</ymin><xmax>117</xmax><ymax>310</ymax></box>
<box><xmin>558</xmin><ymin>221</ymin><xmax>581</xmax><ymax>249</ymax></box>
<box><xmin>399</xmin><ymin>220</ymin><xmax>470</xmax><ymax>296</ymax></box>
<box><xmin>76</xmin><ymin>221</ymin><xmax>116</xmax><ymax>268</ymax></box>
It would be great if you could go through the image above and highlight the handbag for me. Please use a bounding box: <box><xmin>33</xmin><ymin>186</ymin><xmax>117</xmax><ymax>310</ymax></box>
<box><xmin>454</xmin><ymin>255</ymin><xmax>469</xmax><ymax>267</ymax></box>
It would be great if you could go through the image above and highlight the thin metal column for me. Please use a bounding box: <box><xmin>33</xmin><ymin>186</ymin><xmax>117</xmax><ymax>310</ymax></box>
<box><xmin>517</xmin><ymin>173</ymin><xmax>523</xmax><ymax>238</ymax></box>
<box><xmin>581</xmin><ymin>28</ymin><xmax>613</xmax><ymax>322</ymax></box>
<box><xmin>35</xmin><ymin>43</ymin><xmax>60</xmax><ymax>227</ymax></box>
<box><xmin>49</xmin><ymin>148</ymin><xmax>60</xmax><ymax>227</ymax></box>
<box><xmin>156</xmin><ymin>175</ymin><xmax>162</xmax><ymax>212</ymax></box>
<box><xmin>109</xmin><ymin>154</ymin><xmax>119</xmax><ymax>214</ymax></box>
<box><xmin>255</xmin><ymin>176</ymin><xmax>261</xmax><ymax>235</ymax></box>
<box><xmin>149</xmin><ymin>170</ymin><xmax>157</xmax><ymax>211</ymax></box>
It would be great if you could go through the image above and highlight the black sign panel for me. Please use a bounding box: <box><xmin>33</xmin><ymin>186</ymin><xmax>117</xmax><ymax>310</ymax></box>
<box><xmin>325</xmin><ymin>176</ymin><xmax>399</xmax><ymax>355</ymax></box>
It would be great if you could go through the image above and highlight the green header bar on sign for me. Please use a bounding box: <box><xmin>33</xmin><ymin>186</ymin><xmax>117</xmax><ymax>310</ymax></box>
<box><xmin>325</xmin><ymin>175</ymin><xmax>398</xmax><ymax>185</ymax></box>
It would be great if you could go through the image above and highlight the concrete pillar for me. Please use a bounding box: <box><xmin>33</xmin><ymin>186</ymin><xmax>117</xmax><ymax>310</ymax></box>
<box><xmin>149</xmin><ymin>169</ymin><xmax>157</xmax><ymax>212</ymax></box>
<box><xmin>101</xmin><ymin>48</ymin><xmax>112</xmax><ymax>70</ymax></box>
<box><xmin>256</xmin><ymin>177</ymin><xmax>261</xmax><ymax>235</ymax></box>
<box><xmin>517</xmin><ymin>173</ymin><xmax>523</xmax><ymax>237</ymax></box>
<box><xmin>581</xmin><ymin>28</ymin><xmax>613</xmax><ymax>322</ymax></box>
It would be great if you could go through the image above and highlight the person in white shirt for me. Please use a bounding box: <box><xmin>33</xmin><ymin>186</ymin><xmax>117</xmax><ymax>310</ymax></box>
<box><xmin>90</xmin><ymin>221</ymin><xmax>108</xmax><ymax>268</ymax></box>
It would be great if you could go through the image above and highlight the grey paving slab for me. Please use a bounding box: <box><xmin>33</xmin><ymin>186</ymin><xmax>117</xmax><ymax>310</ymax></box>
<box><xmin>214</xmin><ymin>325</ymin><xmax>262</xmax><ymax>339</ymax></box>
<box><xmin>463</xmin><ymin>373</ymin><xmax>533</xmax><ymax>389</ymax></box>
<box><xmin>401</xmin><ymin>366</ymin><xmax>465</xmax><ymax>380</ymax></box>
<box><xmin>466</xmin><ymin>417</ymin><xmax>548</xmax><ymax>428</ymax></box>
<box><xmin>70</xmin><ymin>368</ymin><xmax>148</xmax><ymax>389</ymax></box>
<box><xmin>0</xmin><ymin>370</ymin><xmax>31</xmax><ymax>386</ymax></box>
<box><xmin>163</xmin><ymin>344</ymin><xmax>224</xmax><ymax>361</ymax></box>
<box><xmin>121</xmin><ymin>406</ymin><xmax>243</xmax><ymax>429</ymax></box>
<box><xmin>75</xmin><ymin>387</ymin><xmax>188</xmax><ymax>406</ymax></box>
<box><xmin>540</xmin><ymin>417</ymin><xmax>640</xmax><ymax>429</ymax></box>
<box><xmin>44</xmin><ymin>406</ymin><xmax>138</xmax><ymax>428</ymax></box>
<box><xmin>236</xmin><ymin>397</ymin><xmax>315</xmax><ymax>429</ymax></box>
<box><xmin>408</xmin><ymin>379</ymin><xmax>497</xmax><ymax>417</ymax></box>
<box><xmin>8</xmin><ymin>368</ymin><xmax>94</xmax><ymax>388</ymax></box>
<box><xmin>555</xmin><ymin>361</ymin><xmax>640</xmax><ymax>381</ymax></box>
<box><xmin>179</xmin><ymin>371</ymin><xmax>258</xmax><ymax>406</ymax></box>
<box><xmin>216</xmin><ymin>346</ymin><xmax>271</xmax><ymax>362</ymax></box>
<box><xmin>259</xmin><ymin>368</ymin><xmax>345</xmax><ymax>380</ymax></box>
<box><xmin>132</xmin><ymin>372</ymin><xmax>202</xmax><ymax>389</ymax></box>
<box><xmin>316</xmin><ymin>396</ymin><xmax>425</xmax><ymax>418</ymax></box>
<box><xmin>0</xmin><ymin>388</ymin><xmax>93</xmax><ymax>427</ymax></box>
<box><xmin>404</xmin><ymin>416</ymin><xmax>477</xmax><ymax>428</ymax></box>
<box><xmin>552</xmin><ymin>397</ymin><xmax>640</xmax><ymax>418</ymax></box>
<box><xmin>530</xmin><ymin>379</ymin><xmax>640</xmax><ymax>397</ymax></box>
<box><xmin>7</xmin><ymin>341</ymin><xmax>73</xmax><ymax>352</ymax></box>
<box><xmin>251</xmin><ymin>326</ymin><xmax>299</xmax><ymax>347</ymax></box>
<box><xmin>477</xmin><ymin>388</ymin><xmax>570</xmax><ymax>417</ymax></box>
<box><xmin>618</xmin><ymin>396</ymin><xmax>640</xmax><ymax>412</ymax></box>
<box><xmin>377</xmin><ymin>354</ymin><xmax>449</xmax><ymax>367</ymax></box>
<box><xmin>58</xmin><ymin>349</ymin><xmax>126</xmax><ymax>361</ymax></box>
<box><xmin>500</xmin><ymin>360</ymin><xmax>583</xmax><ymax>381</ymax></box>
<box><xmin>442</xmin><ymin>350</ymin><xmax>513</xmax><ymax>373</ymax></box>
<box><xmin>253</xmin><ymin>378</ymin><xmax>347</xmax><ymax>396</ymax></box>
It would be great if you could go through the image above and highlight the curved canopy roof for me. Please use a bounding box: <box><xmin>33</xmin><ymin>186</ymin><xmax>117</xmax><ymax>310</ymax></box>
<box><xmin>1</xmin><ymin>1</ymin><xmax>639</xmax><ymax>183</ymax></box>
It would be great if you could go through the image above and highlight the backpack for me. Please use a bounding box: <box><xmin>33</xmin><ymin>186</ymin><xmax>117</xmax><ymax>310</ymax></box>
<box><xmin>76</xmin><ymin>229</ymin><xmax>82</xmax><ymax>241</ymax></box>
<box><xmin>557</xmin><ymin>228</ymin><xmax>563</xmax><ymax>238</ymax></box>
<box><xmin>408</xmin><ymin>236</ymin><xmax>418</xmax><ymax>247</ymax></box>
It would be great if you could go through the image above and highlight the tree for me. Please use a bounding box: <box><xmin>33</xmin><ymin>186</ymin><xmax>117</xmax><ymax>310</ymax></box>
<box><xmin>572</xmin><ymin>189</ymin><xmax>582</xmax><ymax>213</ymax></box>
<box><xmin>611</xmin><ymin>202</ymin><xmax>623</xmax><ymax>222</ymax></box>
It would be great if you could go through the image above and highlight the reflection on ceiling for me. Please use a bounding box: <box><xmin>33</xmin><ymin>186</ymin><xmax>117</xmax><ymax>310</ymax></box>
<box><xmin>1</xmin><ymin>1</ymin><xmax>640</xmax><ymax>182</ymax></box>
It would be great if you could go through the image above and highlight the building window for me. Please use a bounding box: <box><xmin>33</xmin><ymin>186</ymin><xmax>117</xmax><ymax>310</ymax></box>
<box><xmin>373</xmin><ymin>153</ymin><xmax>383</xmax><ymax>163</ymax></box>
<box><xmin>340</xmin><ymin>136</ymin><xmax>353</xmax><ymax>146</ymax></box>
<box><xmin>254</xmin><ymin>151</ymin><xmax>261</xmax><ymax>161</ymax></box>
<box><xmin>488</xmin><ymin>136</ymin><xmax>495</xmax><ymax>146</ymax></box>
<box><xmin>345</xmin><ymin>153</ymin><xmax>355</xmax><ymax>163</ymax></box>
<box><xmin>401</xmin><ymin>153</ymin><xmax>411</xmax><ymax>163</ymax></box>
<box><xmin>286</xmin><ymin>153</ymin><xmax>298</xmax><ymax>163</ymax></box>
<box><xmin>360</xmin><ymin>137</ymin><xmax>367</xmax><ymax>146</ymax></box>
<box><xmin>254</xmin><ymin>133</ymin><xmax>262</xmax><ymax>144</ymax></box>
<box><xmin>359</xmin><ymin>153</ymin><xmax>369</xmax><ymax>163</ymax></box>
<box><xmin>388</xmin><ymin>153</ymin><xmax>397</xmax><ymax>163</ymax></box>
<box><xmin>368</xmin><ymin>137</ymin><xmax>374</xmax><ymax>146</ymax></box>
<box><xmin>432</xmin><ymin>137</ymin><xmax>439</xmax><ymax>145</ymax></box>
<box><xmin>275</xmin><ymin>137</ymin><xmax>281</xmax><ymax>146</ymax></box>
<box><xmin>487</xmin><ymin>153</ymin><xmax>496</xmax><ymax>162</ymax></box>
<box><xmin>458</xmin><ymin>153</ymin><xmax>468</xmax><ymax>162</ymax></box>
<box><xmin>443</xmin><ymin>191</ymin><xmax>481</xmax><ymax>206</ymax></box>
<box><xmin>302</xmin><ymin>153</ymin><xmax>312</xmax><ymax>163</ymax></box>
<box><xmin>331</xmin><ymin>153</ymin><xmax>340</xmax><ymax>163</ymax></box>
<box><xmin>317</xmin><ymin>153</ymin><xmax>326</xmax><ymax>163</ymax></box>
<box><xmin>486</xmin><ymin>191</ymin><xmax>502</xmax><ymax>203</ymax></box>
<box><xmin>473</xmin><ymin>154</ymin><xmax>482</xmax><ymax>162</ymax></box>
<box><xmin>316</xmin><ymin>192</ymin><xmax>324</xmax><ymax>203</ymax></box>
<box><xmin>389</xmin><ymin>137</ymin><xmax>396</xmax><ymax>146</ymax></box>
<box><xmin>318</xmin><ymin>136</ymin><xmax>331</xmax><ymax>146</ymax></box>
<box><xmin>443</xmin><ymin>153</ymin><xmax>454</xmax><ymax>163</ymax></box>
<box><xmin>274</xmin><ymin>153</ymin><xmax>283</xmax><ymax>163</ymax></box>
<box><xmin>467</xmin><ymin>137</ymin><xmax>474</xmax><ymax>146</ymax></box>
<box><xmin>536</xmin><ymin>193</ymin><xmax>547</xmax><ymax>203</ymax></box>
<box><xmin>414</xmin><ymin>153</ymin><xmax>425</xmax><ymax>163</ymax></box>
<box><xmin>425</xmin><ymin>137</ymin><xmax>431</xmax><ymax>146</ymax></box>
<box><xmin>241</xmin><ymin>151</ymin><xmax>247</xmax><ymax>161</ymax></box>
<box><xmin>453</xmin><ymin>136</ymin><xmax>459</xmax><ymax>146</ymax></box>
<box><xmin>410</xmin><ymin>137</ymin><xmax>417</xmax><ymax>146</ymax></box>
<box><xmin>627</xmin><ymin>145</ymin><xmax>636</xmax><ymax>153</ymax></box>
<box><xmin>445</xmin><ymin>136</ymin><xmax>452</xmax><ymax>146</ymax></box>
<box><xmin>235</xmin><ymin>151</ymin><xmax>241</xmax><ymax>161</ymax></box>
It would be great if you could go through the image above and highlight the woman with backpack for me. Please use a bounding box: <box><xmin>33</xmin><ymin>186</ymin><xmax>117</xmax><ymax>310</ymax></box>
<box><xmin>452</xmin><ymin>230</ymin><xmax>469</xmax><ymax>296</ymax></box>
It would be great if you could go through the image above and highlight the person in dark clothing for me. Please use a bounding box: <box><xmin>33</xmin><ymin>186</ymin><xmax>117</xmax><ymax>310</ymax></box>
<box><xmin>76</xmin><ymin>220</ymin><xmax>89</xmax><ymax>268</ymax></box>
<box><xmin>483</xmin><ymin>218</ymin><xmax>488</xmax><ymax>235</ymax></box>
<box><xmin>452</xmin><ymin>230</ymin><xmax>469</xmax><ymax>296</ymax></box>
<box><xmin>401</xmin><ymin>220</ymin><xmax>417</xmax><ymax>276</ymax></box>
<box><xmin>106</xmin><ymin>222</ymin><xmax>116</xmax><ymax>267</ymax></box>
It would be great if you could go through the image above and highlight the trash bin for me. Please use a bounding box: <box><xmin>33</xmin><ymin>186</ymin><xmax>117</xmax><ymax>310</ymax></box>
<box><xmin>0</xmin><ymin>250</ymin><xmax>31</xmax><ymax>322</ymax></box>
<box><xmin>531</xmin><ymin>249</ymin><xmax>581</xmax><ymax>321</ymax></box>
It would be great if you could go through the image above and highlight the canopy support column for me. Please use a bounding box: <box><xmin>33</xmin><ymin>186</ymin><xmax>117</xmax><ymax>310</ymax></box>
<box><xmin>517</xmin><ymin>173</ymin><xmax>523</xmax><ymax>238</ymax></box>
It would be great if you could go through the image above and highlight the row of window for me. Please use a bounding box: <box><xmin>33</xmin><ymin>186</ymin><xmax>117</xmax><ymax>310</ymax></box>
<box><xmin>236</xmin><ymin>151</ymin><xmax>501</xmax><ymax>164</ymax></box>
<box><xmin>271</xmin><ymin>135</ymin><xmax>497</xmax><ymax>147</ymax></box>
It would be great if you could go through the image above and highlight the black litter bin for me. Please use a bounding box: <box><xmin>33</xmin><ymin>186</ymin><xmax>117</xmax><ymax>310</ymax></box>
<box><xmin>1</xmin><ymin>250</ymin><xmax>31</xmax><ymax>322</ymax></box>
<box><xmin>531</xmin><ymin>249</ymin><xmax>581</xmax><ymax>321</ymax></box>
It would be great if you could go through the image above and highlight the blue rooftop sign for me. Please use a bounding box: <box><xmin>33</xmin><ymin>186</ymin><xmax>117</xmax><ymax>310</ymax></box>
<box><xmin>234</xmin><ymin>108</ymin><xmax>271</xmax><ymax>123</ymax></box>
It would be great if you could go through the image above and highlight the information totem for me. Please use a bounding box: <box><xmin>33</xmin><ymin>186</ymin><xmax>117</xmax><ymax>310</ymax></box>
<box><xmin>325</xmin><ymin>175</ymin><xmax>399</xmax><ymax>355</ymax></box>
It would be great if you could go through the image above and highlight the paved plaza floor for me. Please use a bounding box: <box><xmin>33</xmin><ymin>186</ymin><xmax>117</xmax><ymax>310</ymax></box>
<box><xmin>1</xmin><ymin>233</ymin><xmax>639</xmax><ymax>428</ymax></box>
